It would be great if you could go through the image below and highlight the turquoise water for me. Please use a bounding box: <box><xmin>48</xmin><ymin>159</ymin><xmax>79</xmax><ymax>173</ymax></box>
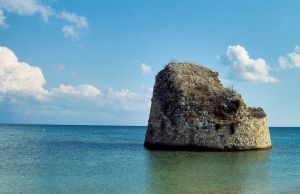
<box><xmin>0</xmin><ymin>125</ymin><xmax>299</xmax><ymax>194</ymax></box>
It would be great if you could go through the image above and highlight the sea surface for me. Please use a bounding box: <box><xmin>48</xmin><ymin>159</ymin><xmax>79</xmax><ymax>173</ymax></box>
<box><xmin>0</xmin><ymin>125</ymin><xmax>299</xmax><ymax>194</ymax></box>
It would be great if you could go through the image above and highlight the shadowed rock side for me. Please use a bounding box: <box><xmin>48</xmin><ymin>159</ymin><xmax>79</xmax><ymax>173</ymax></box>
<box><xmin>144</xmin><ymin>62</ymin><xmax>272</xmax><ymax>151</ymax></box>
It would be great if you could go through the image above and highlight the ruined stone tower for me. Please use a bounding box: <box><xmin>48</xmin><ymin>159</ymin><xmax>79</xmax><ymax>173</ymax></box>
<box><xmin>144</xmin><ymin>62</ymin><xmax>272</xmax><ymax>151</ymax></box>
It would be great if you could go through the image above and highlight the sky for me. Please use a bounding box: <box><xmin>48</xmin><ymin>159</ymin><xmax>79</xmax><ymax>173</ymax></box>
<box><xmin>0</xmin><ymin>0</ymin><xmax>300</xmax><ymax>126</ymax></box>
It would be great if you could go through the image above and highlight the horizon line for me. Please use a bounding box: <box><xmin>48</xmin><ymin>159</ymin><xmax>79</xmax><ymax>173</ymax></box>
<box><xmin>0</xmin><ymin>123</ymin><xmax>298</xmax><ymax>128</ymax></box>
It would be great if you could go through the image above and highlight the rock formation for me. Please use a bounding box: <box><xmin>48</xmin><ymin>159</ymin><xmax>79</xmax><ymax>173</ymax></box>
<box><xmin>144</xmin><ymin>62</ymin><xmax>272</xmax><ymax>151</ymax></box>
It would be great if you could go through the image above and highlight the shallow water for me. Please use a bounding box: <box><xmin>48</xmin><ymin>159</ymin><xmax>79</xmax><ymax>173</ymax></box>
<box><xmin>0</xmin><ymin>125</ymin><xmax>299</xmax><ymax>193</ymax></box>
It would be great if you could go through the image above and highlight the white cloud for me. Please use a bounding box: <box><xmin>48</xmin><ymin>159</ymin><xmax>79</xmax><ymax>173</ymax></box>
<box><xmin>52</xmin><ymin>84</ymin><xmax>101</xmax><ymax>98</ymax></box>
<box><xmin>278</xmin><ymin>46</ymin><xmax>300</xmax><ymax>69</ymax></box>
<box><xmin>50</xmin><ymin>86</ymin><xmax>149</xmax><ymax>112</ymax></box>
<box><xmin>0</xmin><ymin>46</ymin><xmax>152</xmax><ymax>124</ymax></box>
<box><xmin>60</xmin><ymin>11</ymin><xmax>89</xmax><ymax>39</ymax></box>
<box><xmin>221</xmin><ymin>45</ymin><xmax>277</xmax><ymax>83</ymax></box>
<box><xmin>62</xmin><ymin>26</ymin><xmax>76</xmax><ymax>38</ymax></box>
<box><xmin>0</xmin><ymin>0</ymin><xmax>52</xmax><ymax>22</ymax></box>
<box><xmin>0</xmin><ymin>9</ymin><xmax>6</xmax><ymax>27</ymax></box>
<box><xmin>107</xmin><ymin>87</ymin><xmax>138</xmax><ymax>99</ymax></box>
<box><xmin>0</xmin><ymin>1</ymin><xmax>88</xmax><ymax>39</ymax></box>
<box><xmin>103</xmin><ymin>87</ymin><xmax>151</xmax><ymax>111</ymax></box>
<box><xmin>0</xmin><ymin>46</ymin><xmax>101</xmax><ymax>100</ymax></box>
<box><xmin>141</xmin><ymin>63</ymin><xmax>152</xmax><ymax>74</ymax></box>
<box><xmin>0</xmin><ymin>47</ymin><xmax>48</xmax><ymax>100</ymax></box>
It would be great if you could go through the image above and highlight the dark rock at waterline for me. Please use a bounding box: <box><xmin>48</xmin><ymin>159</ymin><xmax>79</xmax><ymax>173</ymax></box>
<box><xmin>144</xmin><ymin>62</ymin><xmax>271</xmax><ymax>151</ymax></box>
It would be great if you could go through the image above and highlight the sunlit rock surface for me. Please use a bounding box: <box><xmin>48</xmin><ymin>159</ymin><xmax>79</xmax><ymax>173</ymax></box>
<box><xmin>144</xmin><ymin>62</ymin><xmax>272</xmax><ymax>151</ymax></box>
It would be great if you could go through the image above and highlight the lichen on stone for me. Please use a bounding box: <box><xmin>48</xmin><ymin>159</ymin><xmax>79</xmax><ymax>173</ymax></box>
<box><xmin>144</xmin><ymin>62</ymin><xmax>272</xmax><ymax>151</ymax></box>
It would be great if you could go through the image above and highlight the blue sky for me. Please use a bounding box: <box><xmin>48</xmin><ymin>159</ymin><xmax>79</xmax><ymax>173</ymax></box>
<box><xmin>0</xmin><ymin>0</ymin><xmax>300</xmax><ymax>126</ymax></box>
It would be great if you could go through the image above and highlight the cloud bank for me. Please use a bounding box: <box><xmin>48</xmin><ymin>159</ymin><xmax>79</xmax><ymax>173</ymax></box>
<box><xmin>0</xmin><ymin>0</ymin><xmax>88</xmax><ymax>39</ymax></box>
<box><xmin>0</xmin><ymin>0</ymin><xmax>51</xmax><ymax>24</ymax></box>
<box><xmin>221</xmin><ymin>45</ymin><xmax>277</xmax><ymax>83</ymax></box>
<box><xmin>0</xmin><ymin>46</ymin><xmax>151</xmax><ymax>124</ymax></box>
<box><xmin>52</xmin><ymin>84</ymin><xmax>101</xmax><ymax>98</ymax></box>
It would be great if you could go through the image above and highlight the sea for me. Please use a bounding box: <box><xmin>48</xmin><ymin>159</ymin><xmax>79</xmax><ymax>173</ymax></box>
<box><xmin>0</xmin><ymin>125</ymin><xmax>299</xmax><ymax>194</ymax></box>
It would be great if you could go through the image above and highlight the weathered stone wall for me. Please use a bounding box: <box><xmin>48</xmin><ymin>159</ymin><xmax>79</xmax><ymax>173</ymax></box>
<box><xmin>144</xmin><ymin>62</ymin><xmax>272</xmax><ymax>151</ymax></box>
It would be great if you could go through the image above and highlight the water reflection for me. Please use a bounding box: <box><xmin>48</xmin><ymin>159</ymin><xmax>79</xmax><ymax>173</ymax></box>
<box><xmin>145</xmin><ymin>150</ymin><xmax>271</xmax><ymax>194</ymax></box>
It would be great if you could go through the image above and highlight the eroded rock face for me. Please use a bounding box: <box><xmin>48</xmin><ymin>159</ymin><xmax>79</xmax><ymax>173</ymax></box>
<box><xmin>144</xmin><ymin>62</ymin><xmax>272</xmax><ymax>151</ymax></box>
